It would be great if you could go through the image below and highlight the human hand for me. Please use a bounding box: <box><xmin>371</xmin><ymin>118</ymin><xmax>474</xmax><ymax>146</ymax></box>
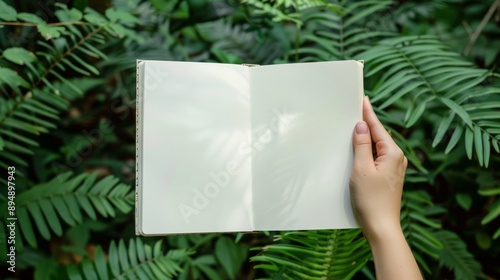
<box><xmin>349</xmin><ymin>97</ymin><xmax>421</xmax><ymax>279</ymax></box>
<box><xmin>349</xmin><ymin>96</ymin><xmax>408</xmax><ymax>241</ymax></box>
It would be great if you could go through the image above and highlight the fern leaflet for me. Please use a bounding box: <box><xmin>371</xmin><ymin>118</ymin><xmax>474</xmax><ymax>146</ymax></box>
<box><xmin>0</xmin><ymin>172</ymin><xmax>134</xmax><ymax>248</ymax></box>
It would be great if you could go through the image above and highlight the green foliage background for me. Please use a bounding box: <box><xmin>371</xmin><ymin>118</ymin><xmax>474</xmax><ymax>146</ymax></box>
<box><xmin>0</xmin><ymin>0</ymin><xmax>499</xmax><ymax>279</ymax></box>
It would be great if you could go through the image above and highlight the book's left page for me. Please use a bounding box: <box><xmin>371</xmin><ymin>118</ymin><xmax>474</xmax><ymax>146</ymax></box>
<box><xmin>136</xmin><ymin>61</ymin><xmax>253</xmax><ymax>235</ymax></box>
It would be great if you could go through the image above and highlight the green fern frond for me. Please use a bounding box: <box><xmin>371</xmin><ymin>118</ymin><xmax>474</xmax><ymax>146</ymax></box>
<box><xmin>294</xmin><ymin>0</ymin><xmax>395</xmax><ymax>61</ymax></box>
<box><xmin>243</xmin><ymin>0</ymin><xmax>342</xmax><ymax>26</ymax></box>
<box><xmin>195</xmin><ymin>17</ymin><xmax>291</xmax><ymax>64</ymax></box>
<box><xmin>251</xmin><ymin>229</ymin><xmax>370</xmax><ymax>279</ymax></box>
<box><xmin>0</xmin><ymin>92</ymin><xmax>60</xmax><ymax>182</ymax></box>
<box><xmin>433</xmin><ymin>230</ymin><xmax>483</xmax><ymax>280</ymax></box>
<box><xmin>401</xmin><ymin>190</ymin><xmax>444</xmax><ymax>274</ymax></box>
<box><xmin>194</xmin><ymin>18</ymin><xmax>252</xmax><ymax>64</ymax></box>
<box><xmin>243</xmin><ymin>0</ymin><xmax>301</xmax><ymax>25</ymax></box>
<box><xmin>0</xmin><ymin>3</ymin><xmax>136</xmax><ymax>170</ymax></box>
<box><xmin>67</xmin><ymin>238</ymin><xmax>192</xmax><ymax>280</ymax></box>
<box><xmin>0</xmin><ymin>172</ymin><xmax>134</xmax><ymax>248</ymax></box>
<box><xmin>478</xmin><ymin>188</ymin><xmax>500</xmax><ymax>239</ymax></box>
<box><xmin>358</xmin><ymin>35</ymin><xmax>500</xmax><ymax>167</ymax></box>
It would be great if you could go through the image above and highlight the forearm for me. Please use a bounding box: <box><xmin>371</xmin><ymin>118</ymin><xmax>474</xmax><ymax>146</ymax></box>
<box><xmin>366</xmin><ymin>225</ymin><xmax>422</xmax><ymax>280</ymax></box>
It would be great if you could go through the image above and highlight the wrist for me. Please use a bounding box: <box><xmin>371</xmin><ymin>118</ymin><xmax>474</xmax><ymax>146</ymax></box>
<box><xmin>362</xmin><ymin>220</ymin><xmax>404</xmax><ymax>245</ymax></box>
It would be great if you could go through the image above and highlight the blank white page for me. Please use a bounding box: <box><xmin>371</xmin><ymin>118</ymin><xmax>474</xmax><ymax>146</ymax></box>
<box><xmin>138</xmin><ymin>61</ymin><xmax>253</xmax><ymax>234</ymax></box>
<box><xmin>250</xmin><ymin>61</ymin><xmax>363</xmax><ymax>231</ymax></box>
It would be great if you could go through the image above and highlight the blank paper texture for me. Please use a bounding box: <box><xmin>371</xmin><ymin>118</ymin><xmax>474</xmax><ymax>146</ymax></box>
<box><xmin>250</xmin><ymin>61</ymin><xmax>363</xmax><ymax>230</ymax></box>
<box><xmin>139</xmin><ymin>61</ymin><xmax>253</xmax><ymax>234</ymax></box>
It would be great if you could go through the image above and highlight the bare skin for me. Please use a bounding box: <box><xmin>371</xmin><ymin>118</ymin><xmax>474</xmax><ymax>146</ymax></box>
<box><xmin>350</xmin><ymin>96</ymin><xmax>423</xmax><ymax>280</ymax></box>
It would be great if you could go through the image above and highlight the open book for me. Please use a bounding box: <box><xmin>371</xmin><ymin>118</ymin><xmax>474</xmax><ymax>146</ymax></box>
<box><xmin>136</xmin><ymin>60</ymin><xmax>364</xmax><ymax>235</ymax></box>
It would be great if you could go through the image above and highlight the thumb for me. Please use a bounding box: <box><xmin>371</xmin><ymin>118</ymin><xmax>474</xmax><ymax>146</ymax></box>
<box><xmin>353</xmin><ymin>121</ymin><xmax>374</xmax><ymax>171</ymax></box>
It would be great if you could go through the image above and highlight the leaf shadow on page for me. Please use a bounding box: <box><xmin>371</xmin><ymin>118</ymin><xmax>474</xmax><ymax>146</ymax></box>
<box><xmin>143</xmin><ymin>62</ymin><xmax>255</xmax><ymax>233</ymax></box>
<box><xmin>148</xmin><ymin>68</ymin><xmax>250</xmax><ymax>170</ymax></box>
<box><xmin>252</xmin><ymin>103</ymin><xmax>355</xmax><ymax>231</ymax></box>
<box><xmin>176</xmin><ymin>64</ymin><xmax>254</xmax><ymax>179</ymax></box>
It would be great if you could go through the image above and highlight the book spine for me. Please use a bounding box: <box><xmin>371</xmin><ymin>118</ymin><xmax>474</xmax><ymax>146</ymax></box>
<box><xmin>135</xmin><ymin>60</ymin><xmax>144</xmax><ymax>235</ymax></box>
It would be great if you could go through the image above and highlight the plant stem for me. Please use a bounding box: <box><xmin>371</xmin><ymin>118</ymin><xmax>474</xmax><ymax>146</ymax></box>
<box><xmin>0</xmin><ymin>21</ymin><xmax>89</xmax><ymax>26</ymax></box>
<box><xmin>463</xmin><ymin>0</ymin><xmax>500</xmax><ymax>56</ymax></box>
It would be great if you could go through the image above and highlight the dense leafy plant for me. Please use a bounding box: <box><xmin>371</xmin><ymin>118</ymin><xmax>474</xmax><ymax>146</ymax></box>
<box><xmin>67</xmin><ymin>238</ymin><xmax>193</xmax><ymax>280</ymax></box>
<box><xmin>251</xmin><ymin>229</ymin><xmax>370</xmax><ymax>279</ymax></box>
<box><xmin>0</xmin><ymin>0</ymin><xmax>499</xmax><ymax>279</ymax></box>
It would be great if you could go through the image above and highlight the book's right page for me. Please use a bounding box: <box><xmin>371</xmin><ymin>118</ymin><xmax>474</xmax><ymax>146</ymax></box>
<box><xmin>250</xmin><ymin>61</ymin><xmax>363</xmax><ymax>231</ymax></box>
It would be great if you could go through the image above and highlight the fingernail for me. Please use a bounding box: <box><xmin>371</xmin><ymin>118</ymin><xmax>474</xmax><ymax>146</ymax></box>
<box><xmin>355</xmin><ymin>122</ymin><xmax>369</xmax><ymax>134</ymax></box>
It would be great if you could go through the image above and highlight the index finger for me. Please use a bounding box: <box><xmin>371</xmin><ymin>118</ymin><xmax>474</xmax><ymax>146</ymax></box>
<box><xmin>363</xmin><ymin>96</ymin><xmax>395</xmax><ymax>144</ymax></box>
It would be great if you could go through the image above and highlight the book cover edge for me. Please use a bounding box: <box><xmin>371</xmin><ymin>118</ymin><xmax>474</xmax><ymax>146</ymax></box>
<box><xmin>135</xmin><ymin>60</ymin><xmax>145</xmax><ymax>235</ymax></box>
